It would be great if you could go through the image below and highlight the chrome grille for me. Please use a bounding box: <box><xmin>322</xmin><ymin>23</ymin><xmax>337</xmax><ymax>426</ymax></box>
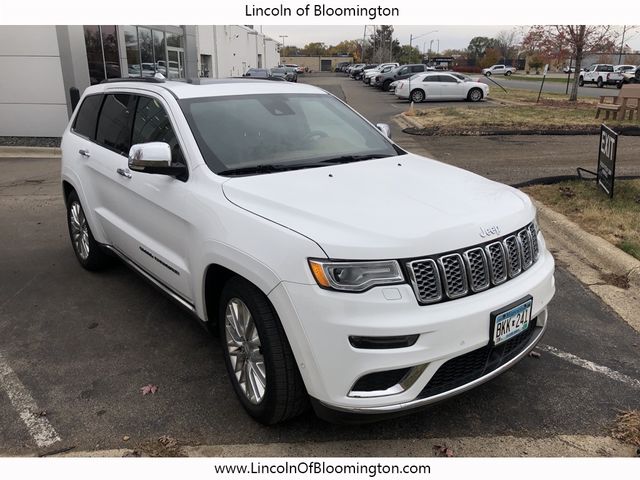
<box><xmin>503</xmin><ymin>235</ymin><xmax>522</xmax><ymax>277</ymax></box>
<box><xmin>438</xmin><ymin>254</ymin><xmax>468</xmax><ymax>298</ymax></box>
<box><xmin>485</xmin><ymin>241</ymin><xmax>508</xmax><ymax>284</ymax></box>
<box><xmin>407</xmin><ymin>258</ymin><xmax>442</xmax><ymax>304</ymax></box>
<box><xmin>464</xmin><ymin>248</ymin><xmax>490</xmax><ymax>292</ymax></box>
<box><xmin>408</xmin><ymin>223</ymin><xmax>539</xmax><ymax>305</ymax></box>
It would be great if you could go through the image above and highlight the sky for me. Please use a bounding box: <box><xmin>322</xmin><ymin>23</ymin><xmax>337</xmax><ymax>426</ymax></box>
<box><xmin>260</xmin><ymin>25</ymin><xmax>640</xmax><ymax>54</ymax></box>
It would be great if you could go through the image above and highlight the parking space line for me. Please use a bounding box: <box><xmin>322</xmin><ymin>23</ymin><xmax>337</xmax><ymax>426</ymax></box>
<box><xmin>0</xmin><ymin>351</ymin><xmax>61</xmax><ymax>448</ymax></box>
<box><xmin>539</xmin><ymin>344</ymin><xmax>640</xmax><ymax>390</ymax></box>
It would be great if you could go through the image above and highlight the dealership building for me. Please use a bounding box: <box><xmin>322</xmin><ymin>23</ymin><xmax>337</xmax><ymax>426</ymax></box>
<box><xmin>0</xmin><ymin>25</ymin><xmax>280</xmax><ymax>138</ymax></box>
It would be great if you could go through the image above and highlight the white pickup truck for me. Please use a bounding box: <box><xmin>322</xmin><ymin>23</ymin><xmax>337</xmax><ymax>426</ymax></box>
<box><xmin>578</xmin><ymin>64</ymin><xmax>624</xmax><ymax>88</ymax></box>
<box><xmin>481</xmin><ymin>64</ymin><xmax>516</xmax><ymax>76</ymax></box>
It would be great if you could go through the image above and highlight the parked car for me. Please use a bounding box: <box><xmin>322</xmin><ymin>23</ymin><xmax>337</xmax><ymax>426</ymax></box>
<box><xmin>375</xmin><ymin>64</ymin><xmax>430</xmax><ymax>91</ymax></box>
<box><xmin>481</xmin><ymin>65</ymin><xmax>516</xmax><ymax>76</ymax></box>
<box><xmin>363</xmin><ymin>63</ymin><xmax>399</xmax><ymax>84</ymax></box>
<box><xmin>284</xmin><ymin>63</ymin><xmax>304</xmax><ymax>74</ymax></box>
<box><xmin>350</xmin><ymin>64</ymin><xmax>378</xmax><ymax>80</ymax></box>
<box><xmin>618</xmin><ymin>65</ymin><xmax>640</xmax><ymax>87</ymax></box>
<box><xmin>578</xmin><ymin>64</ymin><xmax>624</xmax><ymax>87</ymax></box>
<box><xmin>243</xmin><ymin>68</ymin><xmax>271</xmax><ymax>78</ymax></box>
<box><xmin>335</xmin><ymin>61</ymin><xmax>352</xmax><ymax>72</ymax></box>
<box><xmin>345</xmin><ymin>63</ymin><xmax>364</xmax><ymax>75</ymax></box>
<box><xmin>61</xmin><ymin>77</ymin><xmax>555</xmax><ymax>425</ymax></box>
<box><xmin>395</xmin><ymin>72</ymin><xmax>489</xmax><ymax>103</ymax></box>
<box><xmin>614</xmin><ymin>64</ymin><xmax>637</xmax><ymax>74</ymax></box>
<box><xmin>271</xmin><ymin>67</ymin><xmax>296</xmax><ymax>82</ymax></box>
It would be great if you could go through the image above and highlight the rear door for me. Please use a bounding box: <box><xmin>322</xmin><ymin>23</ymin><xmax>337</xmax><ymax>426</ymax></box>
<box><xmin>421</xmin><ymin>75</ymin><xmax>442</xmax><ymax>98</ymax></box>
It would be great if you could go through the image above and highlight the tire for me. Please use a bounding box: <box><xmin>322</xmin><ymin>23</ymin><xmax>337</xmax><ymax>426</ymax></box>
<box><xmin>382</xmin><ymin>79</ymin><xmax>393</xmax><ymax>92</ymax></box>
<box><xmin>410</xmin><ymin>89</ymin><xmax>425</xmax><ymax>103</ymax></box>
<box><xmin>485</xmin><ymin>71</ymin><xmax>492</xmax><ymax>77</ymax></box>
<box><xmin>505</xmin><ymin>71</ymin><xmax>512</xmax><ymax>76</ymax></box>
<box><xmin>467</xmin><ymin>88</ymin><xmax>483</xmax><ymax>102</ymax></box>
<box><xmin>578</xmin><ymin>76</ymin><xmax>584</xmax><ymax>87</ymax></box>
<box><xmin>597</xmin><ymin>77</ymin><xmax>604</xmax><ymax>88</ymax></box>
<box><xmin>66</xmin><ymin>190</ymin><xmax>111</xmax><ymax>271</ymax></box>
<box><xmin>219</xmin><ymin>276</ymin><xmax>308</xmax><ymax>424</ymax></box>
<box><xmin>617</xmin><ymin>82</ymin><xmax>623</xmax><ymax>89</ymax></box>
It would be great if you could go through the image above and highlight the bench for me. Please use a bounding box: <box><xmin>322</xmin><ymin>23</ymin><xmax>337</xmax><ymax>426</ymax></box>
<box><xmin>596</xmin><ymin>84</ymin><xmax>640</xmax><ymax>121</ymax></box>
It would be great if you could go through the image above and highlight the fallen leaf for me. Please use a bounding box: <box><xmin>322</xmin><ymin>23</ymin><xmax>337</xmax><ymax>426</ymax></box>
<box><xmin>123</xmin><ymin>436</ymin><xmax>130</xmax><ymax>442</ymax></box>
<box><xmin>529</xmin><ymin>351</ymin><xmax>541</xmax><ymax>359</ymax></box>
<box><xmin>432</xmin><ymin>444</ymin><xmax>455</xmax><ymax>457</ymax></box>
<box><xmin>141</xmin><ymin>384</ymin><xmax>158</xmax><ymax>395</ymax></box>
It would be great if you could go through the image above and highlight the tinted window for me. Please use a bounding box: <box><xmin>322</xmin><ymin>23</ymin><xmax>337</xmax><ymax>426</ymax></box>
<box><xmin>73</xmin><ymin>94</ymin><xmax>103</xmax><ymax>140</ymax></box>
<box><xmin>422</xmin><ymin>75</ymin><xmax>438</xmax><ymax>82</ymax></box>
<box><xmin>411</xmin><ymin>65</ymin><xmax>425</xmax><ymax>72</ymax></box>
<box><xmin>439</xmin><ymin>75</ymin><xmax>458</xmax><ymax>83</ymax></box>
<box><xmin>397</xmin><ymin>67</ymin><xmax>408</xmax><ymax>75</ymax></box>
<box><xmin>132</xmin><ymin>96</ymin><xmax>184</xmax><ymax>164</ymax></box>
<box><xmin>96</xmin><ymin>94</ymin><xmax>137</xmax><ymax>155</ymax></box>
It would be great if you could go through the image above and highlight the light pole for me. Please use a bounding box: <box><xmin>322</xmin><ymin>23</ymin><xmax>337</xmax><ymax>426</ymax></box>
<box><xmin>279</xmin><ymin>34</ymin><xmax>288</xmax><ymax>61</ymax></box>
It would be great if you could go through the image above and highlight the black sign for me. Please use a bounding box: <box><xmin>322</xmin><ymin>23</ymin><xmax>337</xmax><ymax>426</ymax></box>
<box><xmin>597</xmin><ymin>124</ymin><xmax>618</xmax><ymax>198</ymax></box>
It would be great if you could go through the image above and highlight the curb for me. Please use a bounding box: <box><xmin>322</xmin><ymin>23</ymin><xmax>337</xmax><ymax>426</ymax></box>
<box><xmin>0</xmin><ymin>146</ymin><xmax>61</xmax><ymax>158</ymax></box>
<box><xmin>534</xmin><ymin>200</ymin><xmax>640</xmax><ymax>288</ymax></box>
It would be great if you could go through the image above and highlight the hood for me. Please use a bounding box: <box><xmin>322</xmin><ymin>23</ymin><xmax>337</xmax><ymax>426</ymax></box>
<box><xmin>222</xmin><ymin>154</ymin><xmax>535</xmax><ymax>259</ymax></box>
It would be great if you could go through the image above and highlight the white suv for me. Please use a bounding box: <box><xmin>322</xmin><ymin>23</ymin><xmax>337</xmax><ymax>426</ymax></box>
<box><xmin>61</xmin><ymin>76</ymin><xmax>555</xmax><ymax>424</ymax></box>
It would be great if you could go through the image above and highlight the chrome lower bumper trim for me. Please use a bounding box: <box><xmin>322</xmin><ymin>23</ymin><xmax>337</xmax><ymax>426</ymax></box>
<box><xmin>322</xmin><ymin>318</ymin><xmax>547</xmax><ymax>414</ymax></box>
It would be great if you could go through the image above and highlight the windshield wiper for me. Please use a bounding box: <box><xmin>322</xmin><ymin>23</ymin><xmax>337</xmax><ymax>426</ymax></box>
<box><xmin>218</xmin><ymin>162</ymin><xmax>326</xmax><ymax>176</ymax></box>
<box><xmin>317</xmin><ymin>154</ymin><xmax>391</xmax><ymax>165</ymax></box>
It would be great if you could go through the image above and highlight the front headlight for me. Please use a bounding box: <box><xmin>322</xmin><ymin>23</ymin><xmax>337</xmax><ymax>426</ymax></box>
<box><xmin>308</xmin><ymin>259</ymin><xmax>404</xmax><ymax>292</ymax></box>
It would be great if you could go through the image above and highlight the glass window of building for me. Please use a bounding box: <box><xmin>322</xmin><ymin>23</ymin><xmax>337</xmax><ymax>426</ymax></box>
<box><xmin>100</xmin><ymin>25</ymin><xmax>121</xmax><ymax>79</ymax></box>
<box><xmin>83</xmin><ymin>26</ymin><xmax>105</xmax><ymax>85</ymax></box>
<box><xmin>138</xmin><ymin>27</ymin><xmax>155</xmax><ymax>77</ymax></box>
<box><xmin>123</xmin><ymin>25</ymin><xmax>141</xmax><ymax>78</ymax></box>
<box><xmin>153</xmin><ymin>30</ymin><xmax>167</xmax><ymax>76</ymax></box>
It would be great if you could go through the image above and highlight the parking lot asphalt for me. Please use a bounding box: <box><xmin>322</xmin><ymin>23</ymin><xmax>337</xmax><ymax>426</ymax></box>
<box><xmin>1</xmin><ymin>150</ymin><xmax>639</xmax><ymax>456</ymax></box>
<box><xmin>302</xmin><ymin>74</ymin><xmax>640</xmax><ymax>185</ymax></box>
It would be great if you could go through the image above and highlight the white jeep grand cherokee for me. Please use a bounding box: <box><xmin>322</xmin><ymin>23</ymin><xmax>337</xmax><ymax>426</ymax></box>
<box><xmin>61</xmin><ymin>76</ymin><xmax>555</xmax><ymax>424</ymax></box>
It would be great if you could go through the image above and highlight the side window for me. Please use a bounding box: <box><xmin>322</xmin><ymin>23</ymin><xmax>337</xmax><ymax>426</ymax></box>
<box><xmin>72</xmin><ymin>94</ymin><xmax>103</xmax><ymax>140</ymax></box>
<box><xmin>96</xmin><ymin>94</ymin><xmax>137</xmax><ymax>155</ymax></box>
<box><xmin>132</xmin><ymin>96</ymin><xmax>185</xmax><ymax>164</ymax></box>
<box><xmin>423</xmin><ymin>75</ymin><xmax>438</xmax><ymax>82</ymax></box>
<box><xmin>398</xmin><ymin>67</ymin><xmax>408</xmax><ymax>75</ymax></box>
<box><xmin>412</xmin><ymin>65</ymin><xmax>425</xmax><ymax>72</ymax></box>
<box><xmin>440</xmin><ymin>75</ymin><xmax>457</xmax><ymax>83</ymax></box>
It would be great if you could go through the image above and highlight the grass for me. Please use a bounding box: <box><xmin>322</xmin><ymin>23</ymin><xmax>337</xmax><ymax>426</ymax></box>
<box><xmin>522</xmin><ymin>179</ymin><xmax>640</xmax><ymax>260</ymax></box>
<box><xmin>612</xmin><ymin>410</ymin><xmax>640</xmax><ymax>448</ymax></box>
<box><xmin>408</xmin><ymin>87</ymin><xmax>637</xmax><ymax>133</ymax></box>
<box><xmin>510</xmin><ymin>74</ymin><xmax>574</xmax><ymax>84</ymax></box>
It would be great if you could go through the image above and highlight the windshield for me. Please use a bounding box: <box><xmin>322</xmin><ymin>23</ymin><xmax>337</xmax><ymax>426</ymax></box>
<box><xmin>271</xmin><ymin>68</ymin><xmax>286</xmax><ymax>74</ymax></box>
<box><xmin>181</xmin><ymin>93</ymin><xmax>400</xmax><ymax>175</ymax></box>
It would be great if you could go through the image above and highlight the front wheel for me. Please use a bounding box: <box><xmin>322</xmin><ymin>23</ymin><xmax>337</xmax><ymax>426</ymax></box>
<box><xmin>505</xmin><ymin>71</ymin><xmax>512</xmax><ymax>76</ymax></box>
<box><xmin>578</xmin><ymin>77</ymin><xmax>584</xmax><ymax>87</ymax></box>
<box><xmin>485</xmin><ymin>71</ymin><xmax>492</xmax><ymax>77</ymax></box>
<box><xmin>219</xmin><ymin>276</ymin><xmax>308</xmax><ymax>424</ymax></box>
<box><xmin>467</xmin><ymin>88</ymin><xmax>483</xmax><ymax>102</ymax></box>
<box><xmin>597</xmin><ymin>77</ymin><xmax>604</xmax><ymax>88</ymax></box>
<box><xmin>410</xmin><ymin>89</ymin><xmax>425</xmax><ymax>103</ymax></box>
<box><xmin>382</xmin><ymin>79</ymin><xmax>393</xmax><ymax>91</ymax></box>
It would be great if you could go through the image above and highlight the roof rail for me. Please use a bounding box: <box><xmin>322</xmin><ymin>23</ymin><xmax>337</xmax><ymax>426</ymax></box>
<box><xmin>101</xmin><ymin>73</ymin><xmax>166</xmax><ymax>84</ymax></box>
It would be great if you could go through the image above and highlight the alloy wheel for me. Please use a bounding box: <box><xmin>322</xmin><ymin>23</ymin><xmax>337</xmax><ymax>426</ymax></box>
<box><xmin>224</xmin><ymin>298</ymin><xmax>266</xmax><ymax>404</ymax></box>
<box><xmin>69</xmin><ymin>201</ymin><xmax>90</xmax><ymax>260</ymax></box>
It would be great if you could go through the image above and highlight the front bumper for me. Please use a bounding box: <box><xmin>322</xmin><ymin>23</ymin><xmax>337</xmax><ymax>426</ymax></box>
<box><xmin>269</xmin><ymin>245</ymin><xmax>555</xmax><ymax>415</ymax></box>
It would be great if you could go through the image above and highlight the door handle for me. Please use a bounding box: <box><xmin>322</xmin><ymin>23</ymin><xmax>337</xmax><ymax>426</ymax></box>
<box><xmin>116</xmin><ymin>168</ymin><xmax>132</xmax><ymax>179</ymax></box>
<box><xmin>78</xmin><ymin>149</ymin><xmax>91</xmax><ymax>158</ymax></box>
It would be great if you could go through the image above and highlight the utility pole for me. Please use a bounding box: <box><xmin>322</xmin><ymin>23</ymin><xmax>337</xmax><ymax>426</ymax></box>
<box><xmin>279</xmin><ymin>35</ymin><xmax>288</xmax><ymax>60</ymax></box>
<box><xmin>618</xmin><ymin>25</ymin><xmax>627</xmax><ymax>64</ymax></box>
<box><xmin>437</xmin><ymin>39</ymin><xmax>440</xmax><ymax>55</ymax></box>
<box><xmin>362</xmin><ymin>25</ymin><xmax>367</xmax><ymax>63</ymax></box>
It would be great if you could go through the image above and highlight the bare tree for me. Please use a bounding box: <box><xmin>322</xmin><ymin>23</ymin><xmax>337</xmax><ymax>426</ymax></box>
<box><xmin>495</xmin><ymin>29</ymin><xmax>519</xmax><ymax>61</ymax></box>
<box><xmin>522</xmin><ymin>25</ymin><xmax>618</xmax><ymax>101</ymax></box>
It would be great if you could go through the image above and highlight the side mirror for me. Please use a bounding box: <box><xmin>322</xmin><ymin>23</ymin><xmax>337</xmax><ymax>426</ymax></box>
<box><xmin>128</xmin><ymin>142</ymin><xmax>187</xmax><ymax>178</ymax></box>
<box><xmin>376</xmin><ymin>123</ymin><xmax>392</xmax><ymax>139</ymax></box>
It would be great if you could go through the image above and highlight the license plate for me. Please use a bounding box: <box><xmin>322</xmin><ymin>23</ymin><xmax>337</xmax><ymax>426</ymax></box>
<box><xmin>491</xmin><ymin>297</ymin><xmax>533</xmax><ymax>345</ymax></box>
